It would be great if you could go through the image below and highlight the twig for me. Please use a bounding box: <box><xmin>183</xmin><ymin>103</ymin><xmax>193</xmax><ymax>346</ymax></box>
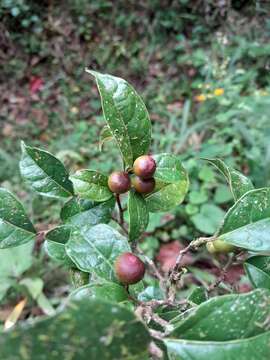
<box><xmin>207</xmin><ymin>254</ymin><xmax>235</xmax><ymax>292</ymax></box>
<box><xmin>116</xmin><ymin>194</ymin><xmax>124</xmax><ymax>225</ymax></box>
<box><xmin>169</xmin><ymin>242</ymin><xmax>193</xmax><ymax>283</ymax></box>
<box><xmin>148</xmin><ymin>341</ymin><xmax>163</xmax><ymax>359</ymax></box>
<box><xmin>168</xmin><ymin>236</ymin><xmax>216</xmax><ymax>301</ymax></box>
<box><xmin>111</xmin><ymin>214</ymin><xmax>129</xmax><ymax>235</ymax></box>
<box><xmin>149</xmin><ymin>329</ymin><xmax>165</xmax><ymax>340</ymax></box>
<box><xmin>135</xmin><ymin>247</ymin><xmax>166</xmax><ymax>292</ymax></box>
<box><xmin>151</xmin><ymin>313</ymin><xmax>170</xmax><ymax>330</ymax></box>
<box><xmin>169</xmin><ymin>236</ymin><xmax>215</xmax><ymax>283</ymax></box>
<box><xmin>143</xmin><ymin>298</ymin><xmax>189</xmax><ymax>310</ymax></box>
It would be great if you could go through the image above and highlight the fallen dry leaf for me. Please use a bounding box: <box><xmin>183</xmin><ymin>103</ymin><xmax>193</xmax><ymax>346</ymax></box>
<box><xmin>4</xmin><ymin>298</ymin><xmax>27</xmax><ymax>330</ymax></box>
<box><xmin>156</xmin><ymin>240</ymin><xmax>193</xmax><ymax>273</ymax></box>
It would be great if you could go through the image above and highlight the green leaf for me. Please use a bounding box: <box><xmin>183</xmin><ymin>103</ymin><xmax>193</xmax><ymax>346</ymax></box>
<box><xmin>219</xmin><ymin>218</ymin><xmax>270</xmax><ymax>252</ymax></box>
<box><xmin>138</xmin><ymin>286</ymin><xmax>165</xmax><ymax>302</ymax></box>
<box><xmin>217</xmin><ymin>188</ymin><xmax>270</xmax><ymax>251</ymax></box>
<box><xmin>191</xmin><ymin>204</ymin><xmax>225</xmax><ymax>235</ymax></box>
<box><xmin>171</xmin><ymin>289</ymin><xmax>270</xmax><ymax>341</ymax></box>
<box><xmin>145</xmin><ymin>155</ymin><xmax>189</xmax><ymax>212</ymax></box>
<box><xmin>0</xmin><ymin>299</ymin><xmax>151</xmax><ymax>359</ymax></box>
<box><xmin>153</xmin><ymin>154</ymin><xmax>188</xmax><ymax>183</ymax></box>
<box><xmin>65</xmin><ymin>224</ymin><xmax>130</xmax><ymax>282</ymax></box>
<box><xmin>60</xmin><ymin>197</ymin><xmax>115</xmax><ymax>227</ymax></box>
<box><xmin>0</xmin><ymin>242</ymin><xmax>33</xmax><ymax>301</ymax></box>
<box><xmin>70</xmin><ymin>282</ymin><xmax>128</xmax><ymax>303</ymax></box>
<box><xmin>70</xmin><ymin>169</ymin><xmax>112</xmax><ymax>202</ymax></box>
<box><xmin>146</xmin><ymin>180</ymin><xmax>189</xmax><ymax>213</ymax></box>
<box><xmin>198</xmin><ymin>165</ymin><xmax>215</xmax><ymax>182</ymax></box>
<box><xmin>245</xmin><ymin>256</ymin><xmax>270</xmax><ymax>289</ymax></box>
<box><xmin>20</xmin><ymin>277</ymin><xmax>43</xmax><ymax>300</ymax></box>
<box><xmin>99</xmin><ymin>125</ymin><xmax>114</xmax><ymax>151</ymax></box>
<box><xmin>20</xmin><ymin>142</ymin><xmax>74</xmax><ymax>198</ymax></box>
<box><xmin>0</xmin><ymin>242</ymin><xmax>33</xmax><ymax>278</ymax></box>
<box><xmin>205</xmin><ymin>158</ymin><xmax>254</xmax><ymax>201</ymax></box>
<box><xmin>70</xmin><ymin>268</ymin><xmax>89</xmax><ymax>289</ymax></box>
<box><xmin>187</xmin><ymin>287</ymin><xmax>207</xmax><ymax>305</ymax></box>
<box><xmin>189</xmin><ymin>190</ymin><xmax>208</xmax><ymax>205</ymax></box>
<box><xmin>87</xmin><ymin>70</ymin><xmax>151</xmax><ymax>168</ymax></box>
<box><xmin>36</xmin><ymin>292</ymin><xmax>55</xmax><ymax>316</ymax></box>
<box><xmin>44</xmin><ymin>226</ymin><xmax>74</xmax><ymax>266</ymax></box>
<box><xmin>165</xmin><ymin>332</ymin><xmax>270</xmax><ymax>360</ymax></box>
<box><xmin>0</xmin><ymin>188</ymin><xmax>36</xmax><ymax>248</ymax></box>
<box><xmin>0</xmin><ymin>281</ymin><xmax>13</xmax><ymax>303</ymax></box>
<box><xmin>128</xmin><ymin>190</ymin><xmax>149</xmax><ymax>242</ymax></box>
<box><xmin>214</xmin><ymin>184</ymin><xmax>233</xmax><ymax>204</ymax></box>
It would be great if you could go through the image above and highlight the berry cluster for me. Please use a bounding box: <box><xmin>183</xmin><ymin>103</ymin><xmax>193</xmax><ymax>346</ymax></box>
<box><xmin>107</xmin><ymin>155</ymin><xmax>156</xmax><ymax>195</ymax></box>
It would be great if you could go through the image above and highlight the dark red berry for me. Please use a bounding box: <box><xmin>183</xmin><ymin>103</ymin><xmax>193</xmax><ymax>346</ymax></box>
<box><xmin>132</xmin><ymin>176</ymin><xmax>155</xmax><ymax>194</ymax></box>
<box><xmin>133</xmin><ymin>155</ymin><xmax>156</xmax><ymax>179</ymax></box>
<box><xmin>108</xmin><ymin>171</ymin><xmax>131</xmax><ymax>194</ymax></box>
<box><xmin>115</xmin><ymin>252</ymin><xmax>145</xmax><ymax>285</ymax></box>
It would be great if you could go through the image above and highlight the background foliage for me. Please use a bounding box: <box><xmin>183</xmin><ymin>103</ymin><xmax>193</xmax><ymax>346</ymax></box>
<box><xmin>1</xmin><ymin>0</ymin><xmax>270</xmax><ymax>331</ymax></box>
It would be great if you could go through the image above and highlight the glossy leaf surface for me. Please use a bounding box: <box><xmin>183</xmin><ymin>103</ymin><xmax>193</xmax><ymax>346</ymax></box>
<box><xmin>87</xmin><ymin>70</ymin><xmax>151</xmax><ymax>168</ymax></box>
<box><xmin>153</xmin><ymin>154</ymin><xmax>188</xmax><ymax>183</ymax></box>
<box><xmin>44</xmin><ymin>226</ymin><xmax>74</xmax><ymax>266</ymax></box>
<box><xmin>0</xmin><ymin>188</ymin><xmax>36</xmax><ymax>248</ymax></box>
<box><xmin>145</xmin><ymin>155</ymin><xmax>189</xmax><ymax>212</ymax></box>
<box><xmin>66</xmin><ymin>224</ymin><xmax>130</xmax><ymax>282</ymax></box>
<box><xmin>219</xmin><ymin>218</ymin><xmax>270</xmax><ymax>252</ymax></box>
<box><xmin>165</xmin><ymin>332</ymin><xmax>270</xmax><ymax>360</ymax></box>
<box><xmin>217</xmin><ymin>188</ymin><xmax>270</xmax><ymax>251</ymax></box>
<box><xmin>60</xmin><ymin>197</ymin><xmax>115</xmax><ymax>227</ymax></box>
<box><xmin>245</xmin><ymin>256</ymin><xmax>270</xmax><ymax>289</ymax></box>
<box><xmin>146</xmin><ymin>180</ymin><xmax>188</xmax><ymax>212</ymax></box>
<box><xmin>128</xmin><ymin>190</ymin><xmax>149</xmax><ymax>241</ymax></box>
<box><xmin>205</xmin><ymin>158</ymin><xmax>254</xmax><ymax>201</ymax></box>
<box><xmin>188</xmin><ymin>287</ymin><xmax>207</xmax><ymax>305</ymax></box>
<box><xmin>20</xmin><ymin>142</ymin><xmax>73</xmax><ymax>198</ymax></box>
<box><xmin>70</xmin><ymin>282</ymin><xmax>128</xmax><ymax>303</ymax></box>
<box><xmin>171</xmin><ymin>289</ymin><xmax>270</xmax><ymax>341</ymax></box>
<box><xmin>70</xmin><ymin>169</ymin><xmax>112</xmax><ymax>202</ymax></box>
<box><xmin>99</xmin><ymin>125</ymin><xmax>114</xmax><ymax>150</ymax></box>
<box><xmin>0</xmin><ymin>299</ymin><xmax>150</xmax><ymax>359</ymax></box>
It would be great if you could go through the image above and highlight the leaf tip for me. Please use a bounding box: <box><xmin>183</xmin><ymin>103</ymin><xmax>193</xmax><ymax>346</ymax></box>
<box><xmin>85</xmin><ymin>68</ymin><xmax>98</xmax><ymax>77</ymax></box>
<box><xmin>20</xmin><ymin>140</ymin><xmax>27</xmax><ymax>151</ymax></box>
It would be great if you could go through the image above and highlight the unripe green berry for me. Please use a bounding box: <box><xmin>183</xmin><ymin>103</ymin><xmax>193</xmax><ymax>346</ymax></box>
<box><xmin>132</xmin><ymin>176</ymin><xmax>155</xmax><ymax>194</ymax></box>
<box><xmin>206</xmin><ymin>242</ymin><xmax>217</xmax><ymax>254</ymax></box>
<box><xmin>213</xmin><ymin>240</ymin><xmax>235</xmax><ymax>253</ymax></box>
<box><xmin>207</xmin><ymin>240</ymin><xmax>235</xmax><ymax>254</ymax></box>
<box><xmin>133</xmin><ymin>155</ymin><xmax>156</xmax><ymax>179</ymax></box>
<box><xmin>108</xmin><ymin>171</ymin><xmax>131</xmax><ymax>194</ymax></box>
<box><xmin>115</xmin><ymin>252</ymin><xmax>145</xmax><ymax>285</ymax></box>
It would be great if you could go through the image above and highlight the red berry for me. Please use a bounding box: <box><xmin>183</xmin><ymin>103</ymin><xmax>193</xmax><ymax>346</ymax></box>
<box><xmin>108</xmin><ymin>171</ymin><xmax>131</xmax><ymax>194</ymax></box>
<box><xmin>133</xmin><ymin>155</ymin><xmax>156</xmax><ymax>179</ymax></box>
<box><xmin>132</xmin><ymin>176</ymin><xmax>155</xmax><ymax>194</ymax></box>
<box><xmin>115</xmin><ymin>252</ymin><xmax>145</xmax><ymax>285</ymax></box>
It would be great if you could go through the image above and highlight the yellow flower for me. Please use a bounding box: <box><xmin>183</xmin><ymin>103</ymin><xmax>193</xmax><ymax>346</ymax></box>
<box><xmin>195</xmin><ymin>94</ymin><xmax>207</xmax><ymax>102</ymax></box>
<box><xmin>72</xmin><ymin>86</ymin><xmax>80</xmax><ymax>93</ymax></box>
<box><xmin>70</xmin><ymin>106</ymin><xmax>79</xmax><ymax>114</ymax></box>
<box><xmin>214</xmin><ymin>88</ymin><xmax>224</xmax><ymax>96</ymax></box>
